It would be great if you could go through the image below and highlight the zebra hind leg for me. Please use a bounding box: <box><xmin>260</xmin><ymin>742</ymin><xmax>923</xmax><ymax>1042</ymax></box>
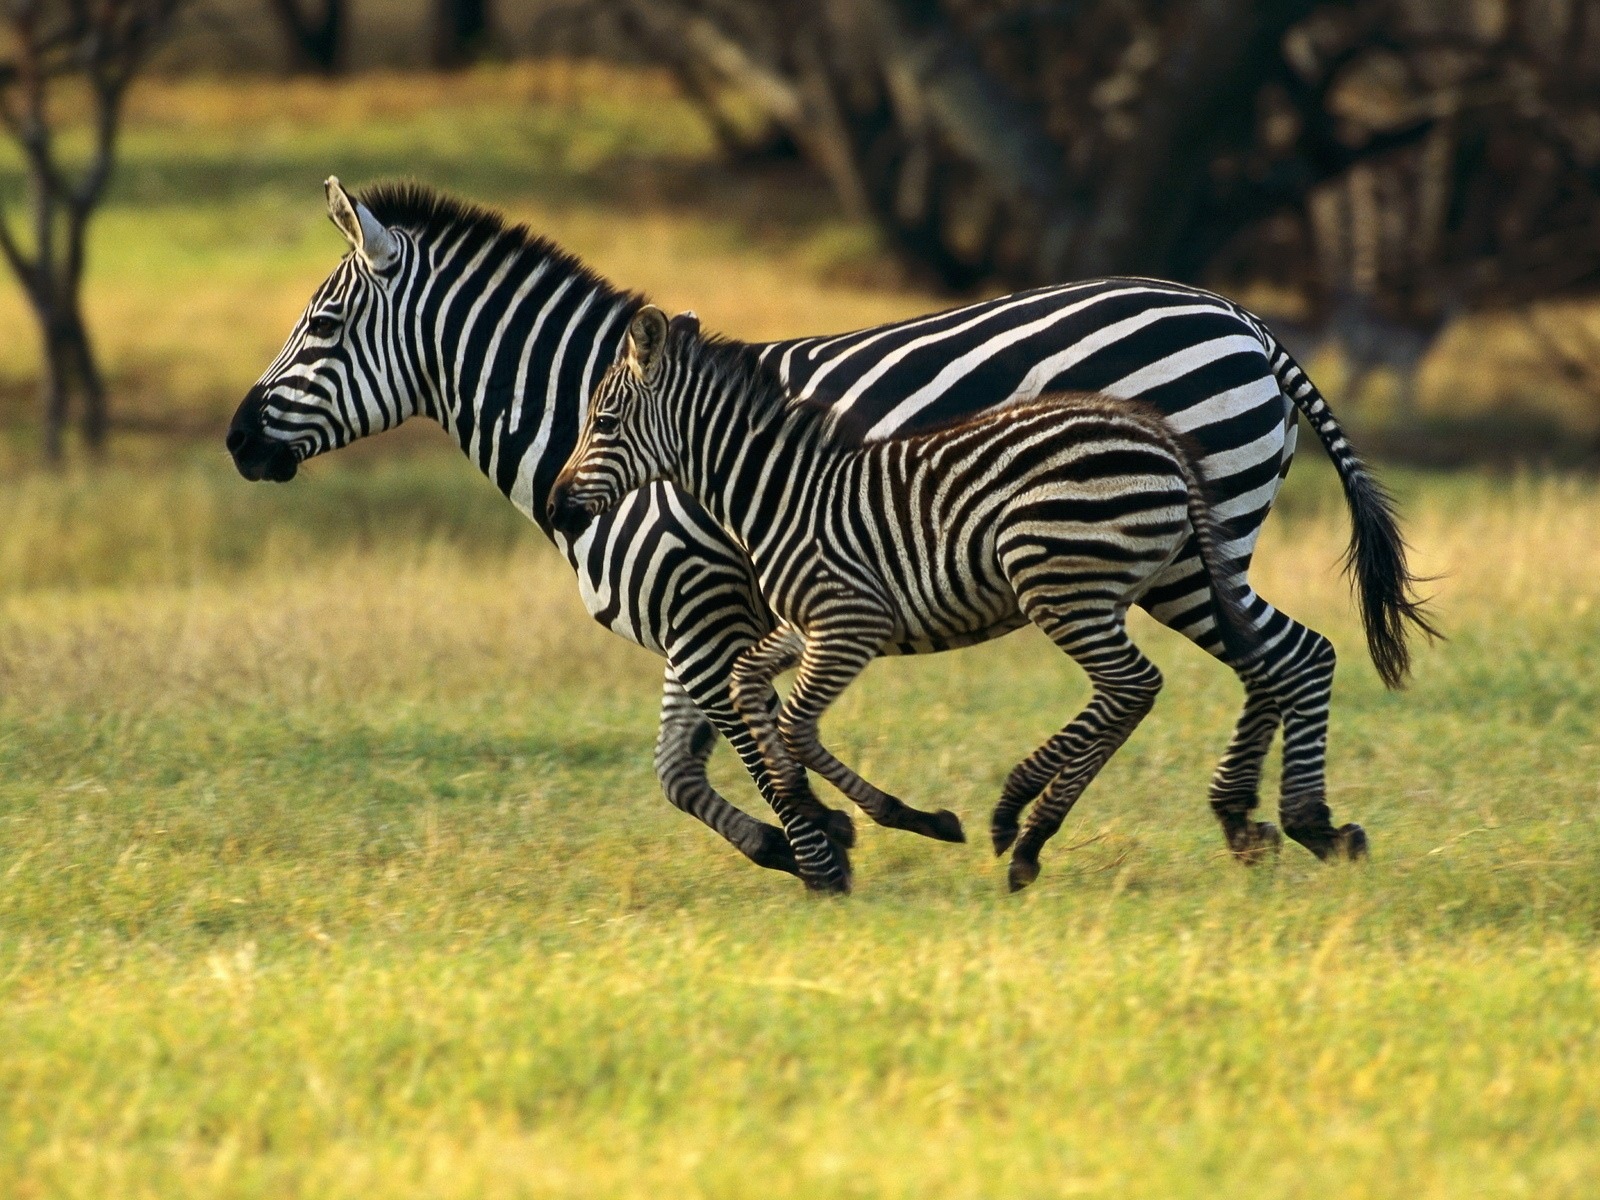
<box><xmin>1260</xmin><ymin>626</ymin><xmax>1368</xmax><ymax>862</ymax></box>
<box><xmin>1001</xmin><ymin>603</ymin><xmax>1164</xmax><ymax>892</ymax></box>
<box><xmin>655</xmin><ymin>669</ymin><xmax>798</xmax><ymax>876</ymax></box>
<box><xmin>1137</xmin><ymin>553</ymin><xmax>1365</xmax><ymax>863</ymax></box>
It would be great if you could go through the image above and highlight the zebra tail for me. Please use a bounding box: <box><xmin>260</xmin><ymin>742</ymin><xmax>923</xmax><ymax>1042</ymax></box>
<box><xmin>1170</xmin><ymin>444</ymin><xmax>1264</xmax><ymax>669</ymax></box>
<box><xmin>1263</xmin><ymin>337</ymin><xmax>1442</xmax><ymax>689</ymax></box>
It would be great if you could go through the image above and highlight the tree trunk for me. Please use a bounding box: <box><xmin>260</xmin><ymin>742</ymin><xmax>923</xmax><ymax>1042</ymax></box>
<box><xmin>28</xmin><ymin>277</ymin><xmax>108</xmax><ymax>462</ymax></box>
<box><xmin>1068</xmin><ymin>1</ymin><xmax>1314</xmax><ymax>279</ymax></box>
<box><xmin>432</xmin><ymin>0</ymin><xmax>493</xmax><ymax>69</ymax></box>
<box><xmin>39</xmin><ymin>321</ymin><xmax>71</xmax><ymax>465</ymax></box>
<box><xmin>68</xmin><ymin>314</ymin><xmax>109</xmax><ymax>454</ymax></box>
<box><xmin>268</xmin><ymin>0</ymin><xmax>347</xmax><ymax>75</ymax></box>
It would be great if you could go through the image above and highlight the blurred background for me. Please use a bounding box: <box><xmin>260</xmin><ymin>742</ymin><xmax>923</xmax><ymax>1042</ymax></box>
<box><xmin>3</xmin><ymin>0</ymin><xmax>1600</xmax><ymax>478</ymax></box>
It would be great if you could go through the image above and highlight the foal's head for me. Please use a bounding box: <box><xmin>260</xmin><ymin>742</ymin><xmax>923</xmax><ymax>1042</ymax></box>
<box><xmin>548</xmin><ymin>305</ymin><xmax>680</xmax><ymax>536</ymax></box>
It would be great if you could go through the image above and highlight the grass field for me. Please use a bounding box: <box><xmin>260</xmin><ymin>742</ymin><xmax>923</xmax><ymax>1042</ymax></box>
<box><xmin>2</xmin><ymin>68</ymin><xmax>1600</xmax><ymax>1198</ymax></box>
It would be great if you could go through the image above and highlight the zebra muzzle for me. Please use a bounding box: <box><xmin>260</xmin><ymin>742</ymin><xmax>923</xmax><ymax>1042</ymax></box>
<box><xmin>546</xmin><ymin>479</ymin><xmax>593</xmax><ymax>537</ymax></box>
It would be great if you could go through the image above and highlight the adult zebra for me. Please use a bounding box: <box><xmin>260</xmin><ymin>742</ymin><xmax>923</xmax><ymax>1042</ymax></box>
<box><xmin>226</xmin><ymin>179</ymin><xmax>1432</xmax><ymax>887</ymax></box>
<box><xmin>551</xmin><ymin>308</ymin><xmax>1269</xmax><ymax>891</ymax></box>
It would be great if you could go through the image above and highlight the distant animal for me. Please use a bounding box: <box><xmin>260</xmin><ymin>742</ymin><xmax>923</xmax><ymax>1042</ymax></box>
<box><xmin>551</xmin><ymin>308</ymin><xmax>1290</xmax><ymax>889</ymax></box>
<box><xmin>1270</xmin><ymin>291</ymin><xmax>1456</xmax><ymax>419</ymax></box>
<box><xmin>227</xmin><ymin>179</ymin><xmax>1434</xmax><ymax>892</ymax></box>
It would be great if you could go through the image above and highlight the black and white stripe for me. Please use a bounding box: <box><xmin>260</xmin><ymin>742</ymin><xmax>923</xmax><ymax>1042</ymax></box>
<box><xmin>553</xmin><ymin>307</ymin><xmax>1290</xmax><ymax>889</ymax></box>
<box><xmin>227</xmin><ymin>181</ymin><xmax>1431</xmax><ymax>884</ymax></box>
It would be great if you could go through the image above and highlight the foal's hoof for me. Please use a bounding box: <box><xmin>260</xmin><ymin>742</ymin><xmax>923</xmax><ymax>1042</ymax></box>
<box><xmin>749</xmin><ymin>825</ymin><xmax>800</xmax><ymax>876</ymax></box>
<box><xmin>1337</xmin><ymin>823</ymin><xmax>1369</xmax><ymax>861</ymax></box>
<box><xmin>991</xmin><ymin>817</ymin><xmax>1019</xmax><ymax>857</ymax></box>
<box><xmin>925</xmin><ymin>808</ymin><xmax>967</xmax><ymax>844</ymax></box>
<box><xmin>1227</xmin><ymin>820</ymin><xmax>1282</xmax><ymax>866</ymax></box>
<box><xmin>1007</xmin><ymin>856</ymin><xmax>1040</xmax><ymax>893</ymax></box>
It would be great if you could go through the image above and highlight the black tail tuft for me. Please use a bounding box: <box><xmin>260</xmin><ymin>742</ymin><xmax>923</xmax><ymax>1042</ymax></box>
<box><xmin>1340</xmin><ymin>466</ymin><xmax>1443</xmax><ymax>690</ymax></box>
<box><xmin>1261</xmin><ymin>330</ymin><xmax>1441</xmax><ymax>689</ymax></box>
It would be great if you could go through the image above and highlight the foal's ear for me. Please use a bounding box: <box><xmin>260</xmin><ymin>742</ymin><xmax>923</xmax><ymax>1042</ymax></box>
<box><xmin>625</xmin><ymin>305</ymin><xmax>670</xmax><ymax>379</ymax></box>
<box><xmin>669</xmin><ymin>311</ymin><xmax>700</xmax><ymax>337</ymax></box>
<box><xmin>325</xmin><ymin>176</ymin><xmax>400</xmax><ymax>273</ymax></box>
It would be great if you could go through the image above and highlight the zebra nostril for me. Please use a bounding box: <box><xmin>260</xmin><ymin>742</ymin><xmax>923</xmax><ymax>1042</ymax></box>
<box><xmin>225</xmin><ymin>428</ymin><xmax>249</xmax><ymax>454</ymax></box>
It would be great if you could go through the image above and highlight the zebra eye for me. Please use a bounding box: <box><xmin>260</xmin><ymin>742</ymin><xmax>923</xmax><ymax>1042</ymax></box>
<box><xmin>307</xmin><ymin>314</ymin><xmax>340</xmax><ymax>339</ymax></box>
<box><xmin>592</xmin><ymin>413</ymin><xmax>619</xmax><ymax>434</ymax></box>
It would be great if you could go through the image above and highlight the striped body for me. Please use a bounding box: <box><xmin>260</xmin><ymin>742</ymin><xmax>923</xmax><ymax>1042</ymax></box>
<box><xmin>615</xmin><ymin>396</ymin><xmax>1225</xmax><ymax>652</ymax></box>
<box><xmin>229</xmin><ymin>183</ymin><xmax>1428</xmax><ymax>887</ymax></box>
<box><xmin>553</xmin><ymin>317</ymin><xmax>1264</xmax><ymax>890</ymax></box>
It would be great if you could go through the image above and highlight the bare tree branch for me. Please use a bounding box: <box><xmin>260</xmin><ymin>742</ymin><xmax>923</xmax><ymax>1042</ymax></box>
<box><xmin>0</xmin><ymin>0</ymin><xmax>188</xmax><ymax>460</ymax></box>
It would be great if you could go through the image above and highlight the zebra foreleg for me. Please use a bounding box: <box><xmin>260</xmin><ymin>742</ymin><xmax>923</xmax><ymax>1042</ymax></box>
<box><xmin>729</xmin><ymin>626</ymin><xmax>854</xmax><ymax>893</ymax></box>
<box><xmin>668</xmin><ymin>648</ymin><xmax>856</xmax><ymax>861</ymax></box>
<box><xmin>655</xmin><ymin>669</ymin><xmax>799</xmax><ymax>876</ymax></box>
<box><xmin>1001</xmin><ymin>605</ymin><xmax>1163</xmax><ymax>892</ymax></box>
<box><xmin>778</xmin><ymin>618</ymin><xmax>966</xmax><ymax>845</ymax></box>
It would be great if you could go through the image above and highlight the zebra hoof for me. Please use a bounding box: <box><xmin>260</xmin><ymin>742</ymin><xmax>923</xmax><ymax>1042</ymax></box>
<box><xmin>823</xmin><ymin>807</ymin><xmax>857</xmax><ymax>850</ymax></box>
<box><xmin>991</xmin><ymin>818</ymin><xmax>1018</xmax><ymax>857</ymax></box>
<box><xmin>747</xmin><ymin>825</ymin><xmax>800</xmax><ymax>876</ymax></box>
<box><xmin>1338</xmin><ymin>823</ymin><xmax>1369</xmax><ymax>861</ymax></box>
<box><xmin>1007</xmin><ymin>856</ymin><xmax>1040</xmax><ymax>893</ymax></box>
<box><xmin>1227</xmin><ymin>820</ymin><xmax>1282</xmax><ymax>866</ymax></box>
<box><xmin>925</xmin><ymin>808</ymin><xmax>967</xmax><ymax>844</ymax></box>
<box><xmin>802</xmin><ymin>865</ymin><xmax>852</xmax><ymax>896</ymax></box>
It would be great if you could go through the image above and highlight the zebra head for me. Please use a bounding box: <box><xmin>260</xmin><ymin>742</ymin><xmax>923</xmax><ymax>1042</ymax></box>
<box><xmin>227</xmin><ymin>178</ymin><xmax>418</xmax><ymax>482</ymax></box>
<box><xmin>548</xmin><ymin>305</ymin><xmax>677</xmax><ymax>537</ymax></box>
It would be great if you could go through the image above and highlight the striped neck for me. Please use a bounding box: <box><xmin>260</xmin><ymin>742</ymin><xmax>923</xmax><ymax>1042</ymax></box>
<box><xmin>663</xmin><ymin>335</ymin><xmax>842</xmax><ymax>550</ymax></box>
<box><xmin>365</xmin><ymin>188</ymin><xmax>639</xmax><ymax>536</ymax></box>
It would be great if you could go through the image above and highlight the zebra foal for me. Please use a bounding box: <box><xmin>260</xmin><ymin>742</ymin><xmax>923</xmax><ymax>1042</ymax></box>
<box><xmin>550</xmin><ymin>307</ymin><xmax>1270</xmax><ymax>892</ymax></box>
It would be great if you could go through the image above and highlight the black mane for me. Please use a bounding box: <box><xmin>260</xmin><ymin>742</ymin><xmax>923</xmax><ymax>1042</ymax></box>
<box><xmin>668</xmin><ymin>326</ymin><xmax>842</xmax><ymax>442</ymax></box>
<box><xmin>356</xmin><ymin>180</ymin><xmax>631</xmax><ymax>307</ymax></box>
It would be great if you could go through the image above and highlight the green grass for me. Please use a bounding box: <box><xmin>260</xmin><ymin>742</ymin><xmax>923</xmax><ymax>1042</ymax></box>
<box><xmin>1</xmin><ymin>457</ymin><xmax>1598</xmax><ymax>1198</ymax></box>
<box><xmin>1</xmin><ymin>65</ymin><xmax>1599</xmax><ymax>1199</ymax></box>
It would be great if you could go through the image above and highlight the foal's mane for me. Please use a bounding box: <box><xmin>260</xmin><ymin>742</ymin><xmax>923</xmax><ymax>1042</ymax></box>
<box><xmin>666</xmin><ymin>326</ymin><xmax>843</xmax><ymax>442</ymax></box>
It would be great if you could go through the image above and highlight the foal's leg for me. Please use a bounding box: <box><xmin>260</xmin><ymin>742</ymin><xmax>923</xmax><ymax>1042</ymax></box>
<box><xmin>1136</xmin><ymin>548</ymin><xmax>1283</xmax><ymax>861</ymax></box>
<box><xmin>729</xmin><ymin>626</ymin><xmax>853</xmax><ymax>893</ymax></box>
<box><xmin>778</xmin><ymin>614</ymin><xmax>967</xmax><ymax>844</ymax></box>
<box><xmin>995</xmin><ymin>600</ymin><xmax>1164</xmax><ymax>892</ymax></box>
<box><xmin>1203</xmin><ymin>673</ymin><xmax>1284</xmax><ymax>862</ymax></box>
<box><xmin>655</xmin><ymin>669</ymin><xmax>797</xmax><ymax>875</ymax></box>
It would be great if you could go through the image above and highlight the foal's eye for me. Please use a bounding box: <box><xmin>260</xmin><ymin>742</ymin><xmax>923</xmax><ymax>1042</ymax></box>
<box><xmin>307</xmin><ymin>315</ymin><xmax>340</xmax><ymax>338</ymax></box>
<box><xmin>592</xmin><ymin>413</ymin><xmax>619</xmax><ymax>434</ymax></box>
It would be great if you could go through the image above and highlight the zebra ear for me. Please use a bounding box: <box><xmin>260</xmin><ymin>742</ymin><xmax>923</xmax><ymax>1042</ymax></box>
<box><xmin>669</xmin><ymin>311</ymin><xmax>700</xmax><ymax>338</ymax></box>
<box><xmin>325</xmin><ymin>176</ymin><xmax>400</xmax><ymax>273</ymax></box>
<box><xmin>355</xmin><ymin>204</ymin><xmax>400</xmax><ymax>272</ymax></box>
<box><xmin>626</xmin><ymin>306</ymin><xmax>670</xmax><ymax>379</ymax></box>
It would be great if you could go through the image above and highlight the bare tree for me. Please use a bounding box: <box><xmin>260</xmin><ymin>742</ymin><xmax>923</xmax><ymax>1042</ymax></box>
<box><xmin>0</xmin><ymin>0</ymin><xmax>185</xmax><ymax>461</ymax></box>
<box><xmin>265</xmin><ymin>0</ymin><xmax>345</xmax><ymax>74</ymax></box>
